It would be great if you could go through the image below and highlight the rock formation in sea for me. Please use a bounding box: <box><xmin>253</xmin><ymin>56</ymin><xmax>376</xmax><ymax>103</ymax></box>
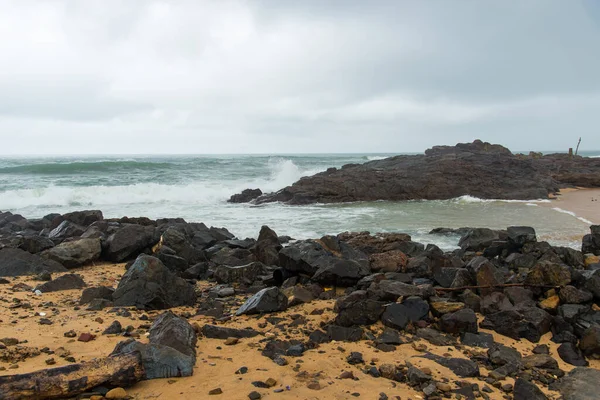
<box><xmin>230</xmin><ymin>140</ymin><xmax>600</xmax><ymax>205</ymax></box>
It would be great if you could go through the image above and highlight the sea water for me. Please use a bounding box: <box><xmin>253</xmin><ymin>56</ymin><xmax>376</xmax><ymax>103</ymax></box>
<box><xmin>0</xmin><ymin>152</ymin><xmax>598</xmax><ymax>250</ymax></box>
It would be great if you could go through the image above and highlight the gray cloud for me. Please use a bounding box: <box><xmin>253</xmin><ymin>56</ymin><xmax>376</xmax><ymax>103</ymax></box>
<box><xmin>1</xmin><ymin>0</ymin><xmax>599</xmax><ymax>154</ymax></box>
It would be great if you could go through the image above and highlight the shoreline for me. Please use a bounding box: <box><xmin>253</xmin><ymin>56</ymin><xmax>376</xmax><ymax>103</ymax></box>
<box><xmin>543</xmin><ymin>187</ymin><xmax>600</xmax><ymax>225</ymax></box>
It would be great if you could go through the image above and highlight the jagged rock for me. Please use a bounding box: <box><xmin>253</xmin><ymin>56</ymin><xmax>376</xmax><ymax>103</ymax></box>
<box><xmin>560</xmin><ymin>285</ymin><xmax>594</xmax><ymax>304</ymax></box>
<box><xmin>228</xmin><ymin>188</ymin><xmax>263</xmax><ymax>203</ymax></box>
<box><xmin>583</xmin><ymin>269</ymin><xmax>600</xmax><ymax>300</ymax></box>
<box><xmin>252</xmin><ymin>225</ymin><xmax>282</xmax><ymax>266</ymax></box>
<box><xmin>513</xmin><ymin>378</ymin><xmax>547</xmax><ymax>400</ymax></box>
<box><xmin>0</xmin><ymin>247</ymin><xmax>67</xmax><ymax>276</ymax></box>
<box><xmin>557</xmin><ymin>342</ymin><xmax>589</xmax><ymax>367</ymax></box>
<box><xmin>481</xmin><ymin>292</ymin><xmax>513</xmax><ymax>315</ymax></box>
<box><xmin>380</xmin><ymin>303</ymin><xmax>410</xmax><ymax>330</ymax></box>
<box><xmin>551</xmin><ymin>367</ymin><xmax>600</xmax><ymax>400</ymax></box>
<box><xmin>459</xmin><ymin>229</ymin><xmax>505</xmax><ymax>252</ymax></box>
<box><xmin>154</xmin><ymin>228</ymin><xmax>205</xmax><ymax>266</ymax></box>
<box><xmin>80</xmin><ymin>286</ymin><xmax>114</xmax><ymax>305</ymax></box>
<box><xmin>210</xmin><ymin>247</ymin><xmax>257</xmax><ymax>266</ymax></box>
<box><xmin>48</xmin><ymin>221</ymin><xmax>86</xmax><ymax>243</ymax></box>
<box><xmin>35</xmin><ymin>273</ymin><xmax>87</xmax><ymax>293</ymax></box>
<box><xmin>504</xmin><ymin>287</ymin><xmax>536</xmax><ymax>307</ymax></box>
<box><xmin>429</xmin><ymin>299</ymin><xmax>464</xmax><ymax>316</ymax></box>
<box><xmin>422</xmin><ymin>353</ymin><xmax>480</xmax><ymax>377</ymax></box>
<box><xmin>104</xmin><ymin>224</ymin><xmax>156</xmax><ymax>262</ymax></box>
<box><xmin>111</xmin><ymin>312</ymin><xmax>197</xmax><ymax>379</ymax></box>
<box><xmin>326</xmin><ymin>325</ymin><xmax>364</xmax><ymax>342</ymax></box>
<box><xmin>467</xmin><ymin>256</ymin><xmax>504</xmax><ymax>296</ymax></box>
<box><xmin>236</xmin><ymin>287</ymin><xmax>288</xmax><ymax>316</ymax></box>
<box><xmin>62</xmin><ymin>210</ymin><xmax>104</xmax><ymax>226</ymax></box>
<box><xmin>369</xmin><ymin>250</ymin><xmax>408</xmax><ymax>273</ymax></box>
<box><xmin>201</xmin><ymin>325</ymin><xmax>260</xmax><ymax>339</ymax></box>
<box><xmin>440</xmin><ymin>308</ymin><xmax>477</xmax><ymax>334</ymax></box>
<box><xmin>376</xmin><ymin>328</ymin><xmax>406</xmax><ymax>345</ymax></box>
<box><xmin>416</xmin><ymin>328</ymin><xmax>457</xmax><ymax>346</ymax></box>
<box><xmin>103</xmin><ymin>321</ymin><xmax>123</xmax><ymax>335</ymax></box>
<box><xmin>481</xmin><ymin>307</ymin><xmax>552</xmax><ymax>342</ymax></box>
<box><xmin>112</xmin><ymin>255</ymin><xmax>196</xmax><ymax>310</ymax></box>
<box><xmin>41</xmin><ymin>238</ymin><xmax>101</xmax><ymax>268</ymax></box>
<box><xmin>522</xmin><ymin>354</ymin><xmax>559</xmax><ymax>370</ymax></box>
<box><xmin>525</xmin><ymin>261</ymin><xmax>571</xmax><ymax>287</ymax></box>
<box><xmin>334</xmin><ymin>290</ymin><xmax>384</xmax><ymax>327</ymax></box>
<box><xmin>18</xmin><ymin>235</ymin><xmax>55</xmax><ymax>254</ymax></box>
<box><xmin>488</xmin><ymin>343</ymin><xmax>522</xmax><ymax>366</ymax></box>
<box><xmin>282</xmin><ymin>286</ymin><xmax>315</xmax><ymax>306</ymax></box>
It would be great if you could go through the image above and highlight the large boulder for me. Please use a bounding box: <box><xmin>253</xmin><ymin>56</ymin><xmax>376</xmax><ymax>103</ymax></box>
<box><xmin>103</xmin><ymin>224</ymin><xmax>156</xmax><ymax>262</ymax></box>
<box><xmin>112</xmin><ymin>255</ymin><xmax>196</xmax><ymax>310</ymax></box>
<box><xmin>153</xmin><ymin>228</ymin><xmax>205</xmax><ymax>267</ymax></box>
<box><xmin>17</xmin><ymin>235</ymin><xmax>55</xmax><ymax>254</ymax></box>
<box><xmin>228</xmin><ymin>188</ymin><xmax>263</xmax><ymax>203</ymax></box>
<box><xmin>48</xmin><ymin>220</ymin><xmax>86</xmax><ymax>243</ymax></box>
<box><xmin>212</xmin><ymin>262</ymin><xmax>267</xmax><ymax>285</ymax></box>
<box><xmin>481</xmin><ymin>307</ymin><xmax>553</xmax><ymax>342</ymax></box>
<box><xmin>551</xmin><ymin>367</ymin><xmax>600</xmax><ymax>400</ymax></box>
<box><xmin>525</xmin><ymin>261</ymin><xmax>571</xmax><ymax>287</ymax></box>
<box><xmin>0</xmin><ymin>247</ymin><xmax>67</xmax><ymax>276</ymax></box>
<box><xmin>236</xmin><ymin>287</ymin><xmax>288</xmax><ymax>316</ymax></box>
<box><xmin>513</xmin><ymin>378</ymin><xmax>547</xmax><ymax>400</ymax></box>
<box><xmin>507</xmin><ymin>226</ymin><xmax>537</xmax><ymax>247</ymax></box>
<box><xmin>459</xmin><ymin>228</ymin><xmax>506</xmax><ymax>252</ymax></box>
<box><xmin>440</xmin><ymin>308</ymin><xmax>478</xmax><ymax>334</ymax></box>
<box><xmin>62</xmin><ymin>210</ymin><xmax>104</xmax><ymax>227</ymax></box>
<box><xmin>41</xmin><ymin>238</ymin><xmax>101</xmax><ymax>268</ymax></box>
<box><xmin>334</xmin><ymin>291</ymin><xmax>384</xmax><ymax>327</ymax></box>
<box><xmin>367</xmin><ymin>280</ymin><xmax>427</xmax><ymax>301</ymax></box>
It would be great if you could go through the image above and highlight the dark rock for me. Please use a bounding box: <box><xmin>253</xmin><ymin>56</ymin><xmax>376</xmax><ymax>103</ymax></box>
<box><xmin>0</xmin><ymin>247</ymin><xmax>67</xmax><ymax>276</ymax></box>
<box><xmin>326</xmin><ymin>325</ymin><xmax>363</xmax><ymax>342</ymax></box>
<box><xmin>103</xmin><ymin>321</ymin><xmax>123</xmax><ymax>335</ymax></box>
<box><xmin>481</xmin><ymin>292</ymin><xmax>513</xmax><ymax>315</ymax></box>
<box><xmin>481</xmin><ymin>307</ymin><xmax>552</xmax><ymax>343</ymax></box>
<box><xmin>18</xmin><ymin>235</ymin><xmax>54</xmax><ymax>254</ymax></box>
<box><xmin>488</xmin><ymin>343</ymin><xmax>522</xmax><ymax>366</ymax></box>
<box><xmin>236</xmin><ymin>287</ymin><xmax>288</xmax><ymax>315</ymax></box>
<box><xmin>525</xmin><ymin>261</ymin><xmax>571</xmax><ymax>287</ymax></box>
<box><xmin>406</xmin><ymin>366</ymin><xmax>431</xmax><ymax>386</ymax></box>
<box><xmin>112</xmin><ymin>255</ymin><xmax>196</xmax><ymax>310</ymax></box>
<box><xmin>149</xmin><ymin>312</ymin><xmax>197</xmax><ymax>359</ymax></box>
<box><xmin>557</xmin><ymin>342</ymin><xmax>589</xmax><ymax>367</ymax></box>
<box><xmin>560</xmin><ymin>285</ymin><xmax>594</xmax><ymax>304</ymax></box>
<box><xmin>380</xmin><ymin>303</ymin><xmax>410</xmax><ymax>330</ymax></box>
<box><xmin>513</xmin><ymin>378</ymin><xmax>547</xmax><ymax>400</ymax></box>
<box><xmin>228</xmin><ymin>188</ymin><xmax>263</xmax><ymax>203</ymax></box>
<box><xmin>504</xmin><ymin>287</ymin><xmax>535</xmax><ymax>307</ymax></box>
<box><xmin>252</xmin><ymin>225</ymin><xmax>281</xmax><ymax>266</ymax></box>
<box><xmin>181</xmin><ymin>262</ymin><xmax>209</xmax><ymax>279</ymax></box>
<box><xmin>461</xmin><ymin>332</ymin><xmax>495</xmax><ymax>348</ymax></box>
<box><xmin>62</xmin><ymin>210</ymin><xmax>103</xmax><ymax>227</ymax></box>
<box><xmin>522</xmin><ymin>354</ymin><xmax>559</xmax><ymax>370</ymax></box>
<box><xmin>282</xmin><ymin>285</ymin><xmax>315</xmax><ymax>306</ymax></box>
<box><xmin>367</xmin><ymin>280</ymin><xmax>425</xmax><ymax>301</ymax></box>
<box><xmin>422</xmin><ymin>353</ymin><xmax>480</xmax><ymax>377</ymax></box>
<box><xmin>334</xmin><ymin>290</ymin><xmax>384</xmax><ymax>327</ymax></box>
<box><xmin>579</xmin><ymin>326</ymin><xmax>600</xmax><ymax>358</ymax></box>
<box><xmin>41</xmin><ymin>238</ymin><xmax>101</xmax><ymax>268</ymax></box>
<box><xmin>201</xmin><ymin>325</ymin><xmax>259</xmax><ymax>339</ymax></box>
<box><xmin>459</xmin><ymin>229</ymin><xmax>505</xmax><ymax>252</ymax></box>
<box><xmin>440</xmin><ymin>308</ymin><xmax>478</xmax><ymax>334</ymax></box>
<box><xmin>104</xmin><ymin>224</ymin><xmax>156</xmax><ymax>262</ymax></box>
<box><xmin>376</xmin><ymin>328</ymin><xmax>405</xmax><ymax>345</ymax></box>
<box><xmin>213</xmin><ymin>262</ymin><xmax>267</xmax><ymax>285</ymax></box>
<box><xmin>551</xmin><ymin>367</ymin><xmax>600</xmax><ymax>400</ymax></box>
<box><xmin>48</xmin><ymin>221</ymin><xmax>86</xmax><ymax>243</ymax></box>
<box><xmin>36</xmin><ymin>273</ymin><xmax>86</xmax><ymax>292</ymax></box>
<box><xmin>80</xmin><ymin>286</ymin><xmax>114</xmax><ymax>305</ymax></box>
<box><xmin>507</xmin><ymin>226</ymin><xmax>537</xmax><ymax>247</ymax></box>
<box><xmin>346</xmin><ymin>352</ymin><xmax>363</xmax><ymax>365</ymax></box>
<box><xmin>210</xmin><ymin>247</ymin><xmax>257</xmax><ymax>267</ymax></box>
<box><xmin>467</xmin><ymin>256</ymin><xmax>504</xmax><ymax>296</ymax></box>
<box><xmin>416</xmin><ymin>328</ymin><xmax>456</xmax><ymax>346</ymax></box>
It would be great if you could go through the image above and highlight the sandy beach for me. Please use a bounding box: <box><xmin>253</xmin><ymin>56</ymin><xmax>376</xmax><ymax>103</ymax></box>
<box><xmin>1</xmin><ymin>264</ymin><xmax>598</xmax><ymax>400</ymax></box>
<box><xmin>544</xmin><ymin>188</ymin><xmax>600</xmax><ymax>225</ymax></box>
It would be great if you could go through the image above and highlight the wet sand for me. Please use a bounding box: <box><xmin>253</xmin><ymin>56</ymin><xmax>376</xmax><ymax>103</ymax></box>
<box><xmin>544</xmin><ymin>188</ymin><xmax>600</xmax><ymax>225</ymax></box>
<box><xmin>1</xmin><ymin>265</ymin><xmax>597</xmax><ymax>399</ymax></box>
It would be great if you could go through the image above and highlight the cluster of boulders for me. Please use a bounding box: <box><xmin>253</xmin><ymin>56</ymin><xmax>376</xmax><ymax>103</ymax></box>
<box><xmin>228</xmin><ymin>140</ymin><xmax>600</xmax><ymax>204</ymax></box>
<box><xmin>2</xmin><ymin>208</ymin><xmax>600</xmax><ymax>398</ymax></box>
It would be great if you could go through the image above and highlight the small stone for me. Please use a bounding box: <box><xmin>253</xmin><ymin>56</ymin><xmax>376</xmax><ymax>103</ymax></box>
<box><xmin>379</xmin><ymin>393</ymin><xmax>389</xmax><ymax>400</ymax></box>
<box><xmin>39</xmin><ymin>318</ymin><xmax>53</xmax><ymax>325</ymax></box>
<box><xmin>436</xmin><ymin>382</ymin><xmax>452</xmax><ymax>392</ymax></box>
<box><xmin>209</xmin><ymin>388</ymin><xmax>223</xmax><ymax>395</ymax></box>
<box><xmin>265</xmin><ymin>378</ymin><xmax>277</xmax><ymax>387</ymax></box>
<box><xmin>45</xmin><ymin>358</ymin><xmax>56</xmax><ymax>365</ymax></box>
<box><xmin>307</xmin><ymin>381</ymin><xmax>321</xmax><ymax>390</ymax></box>
<box><xmin>501</xmin><ymin>383</ymin><xmax>513</xmax><ymax>392</ymax></box>
<box><xmin>224</xmin><ymin>337</ymin><xmax>239</xmax><ymax>346</ymax></box>
<box><xmin>77</xmin><ymin>333</ymin><xmax>96</xmax><ymax>342</ymax></box>
<box><xmin>236</xmin><ymin>366</ymin><xmax>248</xmax><ymax>374</ymax></box>
<box><xmin>339</xmin><ymin>371</ymin><xmax>355</xmax><ymax>379</ymax></box>
<box><xmin>63</xmin><ymin>330</ymin><xmax>76</xmax><ymax>338</ymax></box>
<box><xmin>347</xmin><ymin>352</ymin><xmax>364</xmax><ymax>365</ymax></box>
<box><xmin>105</xmin><ymin>387</ymin><xmax>128</xmax><ymax>399</ymax></box>
<box><xmin>0</xmin><ymin>338</ymin><xmax>19</xmax><ymax>346</ymax></box>
<box><xmin>248</xmin><ymin>392</ymin><xmax>261</xmax><ymax>400</ymax></box>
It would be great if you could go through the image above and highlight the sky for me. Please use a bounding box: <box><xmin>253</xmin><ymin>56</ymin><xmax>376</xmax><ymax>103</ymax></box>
<box><xmin>1</xmin><ymin>0</ymin><xmax>600</xmax><ymax>155</ymax></box>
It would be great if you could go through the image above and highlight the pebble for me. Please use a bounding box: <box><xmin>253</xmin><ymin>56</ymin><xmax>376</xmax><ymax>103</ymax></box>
<box><xmin>78</xmin><ymin>333</ymin><xmax>96</xmax><ymax>342</ymax></box>
<box><xmin>307</xmin><ymin>381</ymin><xmax>321</xmax><ymax>390</ymax></box>
<box><xmin>45</xmin><ymin>358</ymin><xmax>56</xmax><ymax>365</ymax></box>
<box><xmin>64</xmin><ymin>330</ymin><xmax>76</xmax><ymax>338</ymax></box>
<box><xmin>209</xmin><ymin>388</ymin><xmax>223</xmax><ymax>395</ymax></box>
<box><xmin>224</xmin><ymin>337</ymin><xmax>239</xmax><ymax>345</ymax></box>
<box><xmin>105</xmin><ymin>387</ymin><xmax>128</xmax><ymax>399</ymax></box>
<box><xmin>248</xmin><ymin>391</ymin><xmax>261</xmax><ymax>400</ymax></box>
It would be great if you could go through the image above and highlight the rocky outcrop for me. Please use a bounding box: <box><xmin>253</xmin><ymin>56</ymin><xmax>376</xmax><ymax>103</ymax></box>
<box><xmin>41</xmin><ymin>238</ymin><xmax>101</xmax><ymax>268</ymax></box>
<box><xmin>0</xmin><ymin>247</ymin><xmax>67</xmax><ymax>276</ymax></box>
<box><xmin>228</xmin><ymin>188</ymin><xmax>262</xmax><ymax>203</ymax></box>
<box><xmin>248</xmin><ymin>140</ymin><xmax>600</xmax><ymax>205</ymax></box>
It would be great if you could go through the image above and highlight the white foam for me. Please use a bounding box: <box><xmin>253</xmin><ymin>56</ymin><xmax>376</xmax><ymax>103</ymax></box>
<box><xmin>452</xmin><ymin>195</ymin><xmax>551</xmax><ymax>204</ymax></box>
<box><xmin>366</xmin><ymin>155</ymin><xmax>389</xmax><ymax>161</ymax></box>
<box><xmin>551</xmin><ymin>207</ymin><xmax>594</xmax><ymax>225</ymax></box>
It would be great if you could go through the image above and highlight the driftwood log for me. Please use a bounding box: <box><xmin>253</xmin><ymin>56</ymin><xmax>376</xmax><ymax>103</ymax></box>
<box><xmin>0</xmin><ymin>353</ymin><xmax>144</xmax><ymax>400</ymax></box>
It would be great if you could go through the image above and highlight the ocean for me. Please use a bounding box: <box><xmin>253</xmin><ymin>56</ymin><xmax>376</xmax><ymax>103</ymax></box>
<box><xmin>1</xmin><ymin>152</ymin><xmax>598</xmax><ymax>250</ymax></box>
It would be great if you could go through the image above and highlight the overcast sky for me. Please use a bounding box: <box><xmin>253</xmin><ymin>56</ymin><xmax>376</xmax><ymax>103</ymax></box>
<box><xmin>1</xmin><ymin>0</ymin><xmax>600</xmax><ymax>155</ymax></box>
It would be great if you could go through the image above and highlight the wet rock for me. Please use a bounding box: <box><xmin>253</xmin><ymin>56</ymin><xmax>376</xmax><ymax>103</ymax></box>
<box><xmin>551</xmin><ymin>367</ymin><xmax>600</xmax><ymax>400</ymax></box>
<box><xmin>112</xmin><ymin>255</ymin><xmax>196</xmax><ymax>310</ymax></box>
<box><xmin>228</xmin><ymin>188</ymin><xmax>262</xmax><ymax>203</ymax></box>
<box><xmin>459</xmin><ymin>228</ymin><xmax>505</xmax><ymax>252</ymax></box>
<box><xmin>41</xmin><ymin>238</ymin><xmax>101</xmax><ymax>268</ymax></box>
<box><xmin>104</xmin><ymin>224</ymin><xmax>156</xmax><ymax>262</ymax></box>
<box><xmin>236</xmin><ymin>287</ymin><xmax>288</xmax><ymax>316</ymax></box>
<box><xmin>35</xmin><ymin>273</ymin><xmax>86</xmax><ymax>293</ymax></box>
<box><xmin>334</xmin><ymin>290</ymin><xmax>384</xmax><ymax>326</ymax></box>
<box><xmin>557</xmin><ymin>342</ymin><xmax>589</xmax><ymax>367</ymax></box>
<box><xmin>0</xmin><ymin>247</ymin><xmax>67</xmax><ymax>276</ymax></box>
<box><xmin>440</xmin><ymin>308</ymin><xmax>478</xmax><ymax>334</ymax></box>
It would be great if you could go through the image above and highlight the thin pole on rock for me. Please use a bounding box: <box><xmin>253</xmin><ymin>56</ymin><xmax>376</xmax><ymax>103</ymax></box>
<box><xmin>575</xmin><ymin>137</ymin><xmax>582</xmax><ymax>155</ymax></box>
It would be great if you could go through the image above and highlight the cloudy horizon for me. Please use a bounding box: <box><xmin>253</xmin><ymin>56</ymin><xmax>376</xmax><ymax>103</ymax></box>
<box><xmin>1</xmin><ymin>0</ymin><xmax>600</xmax><ymax>155</ymax></box>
